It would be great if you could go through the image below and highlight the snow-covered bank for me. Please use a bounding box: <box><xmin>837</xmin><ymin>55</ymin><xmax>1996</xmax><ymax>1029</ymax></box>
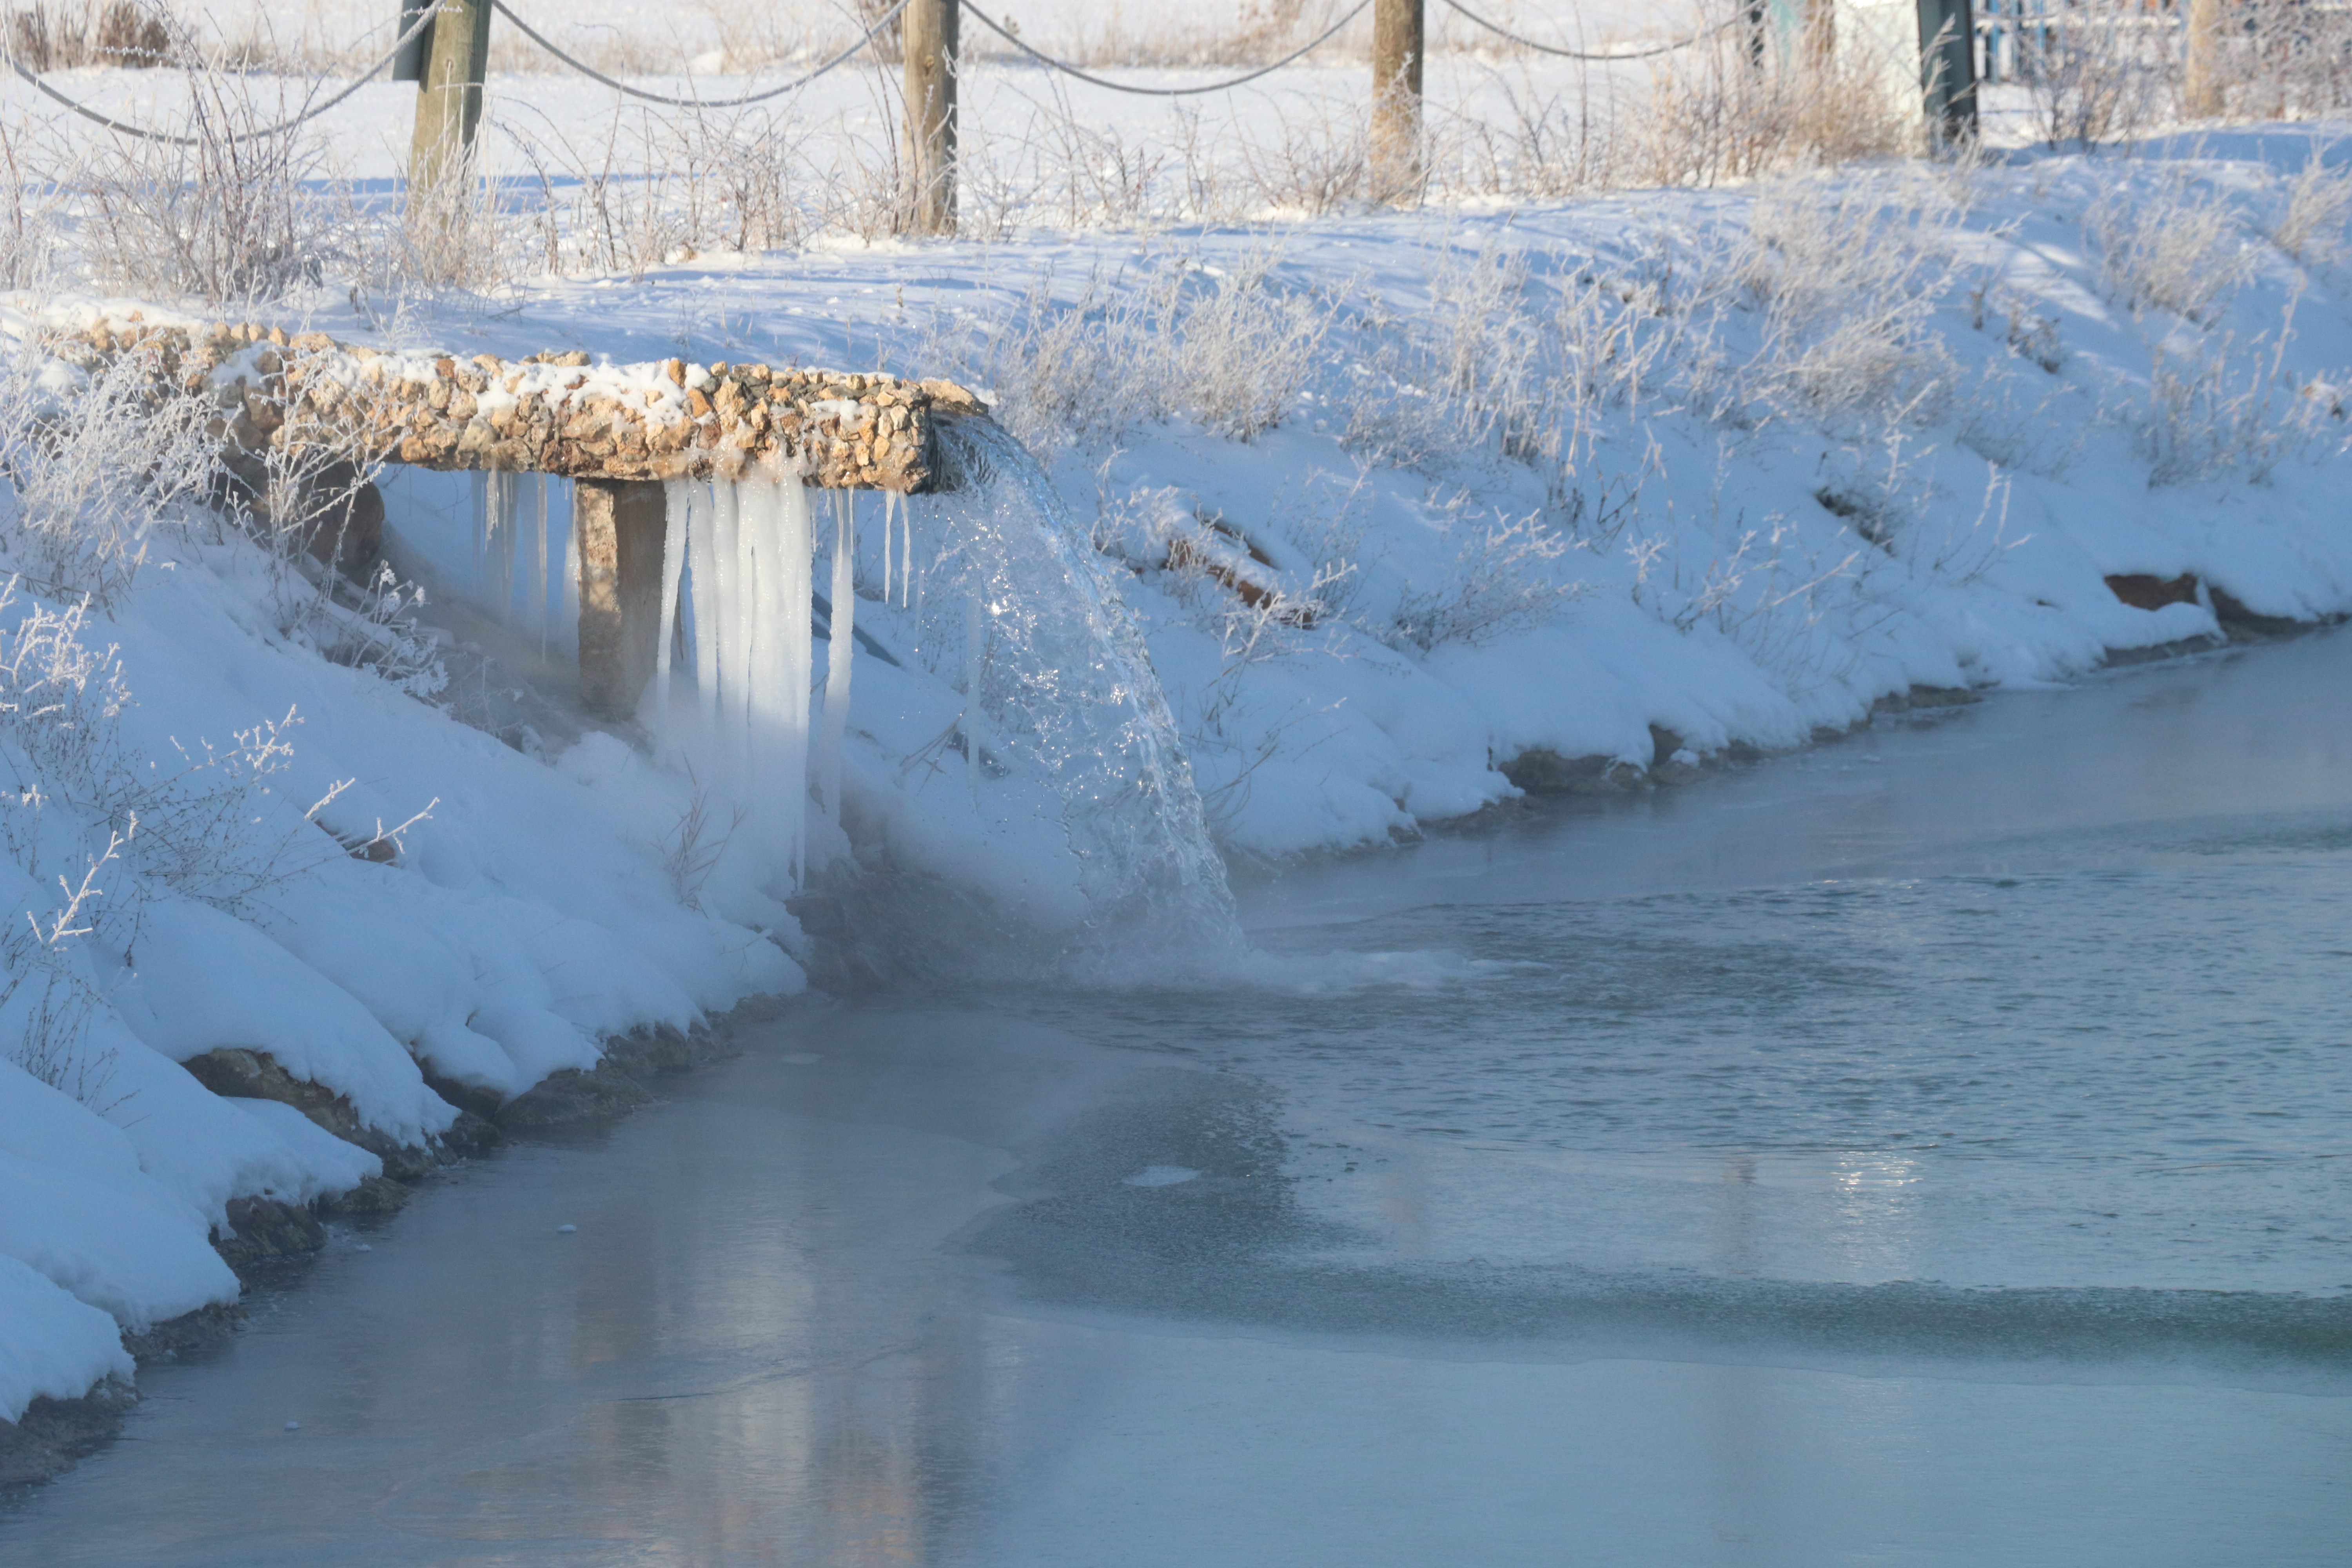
<box><xmin>3</xmin><ymin>95</ymin><xmax>2352</xmax><ymax>1482</ymax></box>
<box><xmin>0</xmin><ymin>353</ymin><xmax>802</xmax><ymax>1471</ymax></box>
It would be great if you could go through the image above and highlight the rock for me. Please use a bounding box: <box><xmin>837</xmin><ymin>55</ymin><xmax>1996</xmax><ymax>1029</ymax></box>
<box><xmin>495</xmin><ymin>1061</ymin><xmax>653</xmax><ymax>1130</ymax></box>
<box><xmin>2105</xmin><ymin>572</ymin><xmax>2200</xmax><ymax>611</ymax></box>
<box><xmin>2209</xmin><ymin>586</ymin><xmax>2309</xmax><ymax>637</ymax></box>
<box><xmin>0</xmin><ymin>1381</ymin><xmax>138</xmax><ymax>1492</ymax></box>
<box><xmin>322</xmin><ymin>1175</ymin><xmax>413</xmax><ymax>1219</ymax></box>
<box><xmin>119</xmin><ymin>1302</ymin><xmax>243</xmax><ymax>1364</ymax></box>
<box><xmin>180</xmin><ymin>1049</ymin><xmax>361</xmax><ymax>1139</ymax></box>
<box><xmin>419</xmin><ymin>1067</ymin><xmax>503</xmax><ymax>1125</ymax></box>
<box><xmin>1496</xmin><ymin>748</ymin><xmax>1648</xmax><ymax>794</ymax></box>
<box><xmin>436</xmin><ymin>1108</ymin><xmax>504</xmax><ymax>1158</ymax></box>
<box><xmin>53</xmin><ymin>318</ymin><xmax>967</xmax><ymax>494</ymax></box>
<box><xmin>214</xmin><ymin>1196</ymin><xmax>328</xmax><ymax>1278</ymax></box>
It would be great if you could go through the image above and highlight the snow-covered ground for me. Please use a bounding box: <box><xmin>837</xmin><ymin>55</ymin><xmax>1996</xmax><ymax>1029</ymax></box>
<box><xmin>1</xmin><ymin>14</ymin><xmax>2349</xmax><ymax>1465</ymax></box>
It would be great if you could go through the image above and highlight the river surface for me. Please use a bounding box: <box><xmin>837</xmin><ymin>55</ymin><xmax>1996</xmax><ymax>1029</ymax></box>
<box><xmin>7</xmin><ymin>632</ymin><xmax>2352</xmax><ymax>1566</ymax></box>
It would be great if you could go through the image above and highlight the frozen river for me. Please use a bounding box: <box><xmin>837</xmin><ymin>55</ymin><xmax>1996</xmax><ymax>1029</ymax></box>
<box><xmin>7</xmin><ymin>632</ymin><xmax>2351</xmax><ymax>1566</ymax></box>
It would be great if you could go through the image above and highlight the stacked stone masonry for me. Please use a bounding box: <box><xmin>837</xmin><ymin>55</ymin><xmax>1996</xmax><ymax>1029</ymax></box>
<box><xmin>51</xmin><ymin>316</ymin><xmax>987</xmax><ymax>493</ymax></box>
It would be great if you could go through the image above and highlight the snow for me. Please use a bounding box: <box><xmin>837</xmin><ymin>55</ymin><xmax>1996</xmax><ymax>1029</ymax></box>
<box><xmin>0</xmin><ymin>1253</ymin><xmax>129</xmax><ymax>1423</ymax></box>
<box><xmin>3</xmin><ymin>17</ymin><xmax>2352</xmax><ymax>1435</ymax></box>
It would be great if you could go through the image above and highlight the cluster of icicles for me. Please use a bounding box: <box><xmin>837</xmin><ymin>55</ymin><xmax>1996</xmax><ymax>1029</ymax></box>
<box><xmin>464</xmin><ymin>421</ymin><xmax>1238</xmax><ymax>946</ymax></box>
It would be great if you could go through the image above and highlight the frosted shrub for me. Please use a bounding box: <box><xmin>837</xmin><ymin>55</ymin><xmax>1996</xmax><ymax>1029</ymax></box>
<box><xmin>1640</xmin><ymin>25</ymin><xmax>1915</xmax><ymax>188</ymax></box>
<box><xmin>0</xmin><ymin>119</ymin><xmax>64</xmax><ymax>293</ymax></box>
<box><xmin>76</xmin><ymin>60</ymin><xmax>338</xmax><ymax>304</ymax></box>
<box><xmin>1732</xmin><ymin>177</ymin><xmax>1965</xmax><ymax>418</ymax></box>
<box><xmin>2015</xmin><ymin>0</ymin><xmax>2168</xmax><ymax>150</ymax></box>
<box><xmin>1171</xmin><ymin>256</ymin><xmax>1335</xmax><ymax>440</ymax></box>
<box><xmin>1388</xmin><ymin>508</ymin><xmax>1578</xmax><ymax>653</ymax></box>
<box><xmin>2271</xmin><ymin>153</ymin><xmax>2352</xmax><ymax>271</ymax></box>
<box><xmin>0</xmin><ymin>582</ymin><xmax>337</xmax><ymax>1102</ymax></box>
<box><xmin>0</xmin><ymin>341</ymin><xmax>215</xmax><ymax>608</ymax></box>
<box><xmin>2087</xmin><ymin>173</ymin><xmax>2254</xmax><ymax>324</ymax></box>
<box><xmin>2139</xmin><ymin>334</ymin><xmax>2348</xmax><ymax>486</ymax></box>
<box><xmin>2190</xmin><ymin>0</ymin><xmax>2352</xmax><ymax>121</ymax></box>
<box><xmin>939</xmin><ymin>252</ymin><xmax>1336</xmax><ymax>453</ymax></box>
<box><xmin>360</xmin><ymin>145</ymin><xmax>521</xmax><ymax>300</ymax></box>
<box><xmin>1626</xmin><ymin>517</ymin><xmax>1868</xmax><ymax>692</ymax></box>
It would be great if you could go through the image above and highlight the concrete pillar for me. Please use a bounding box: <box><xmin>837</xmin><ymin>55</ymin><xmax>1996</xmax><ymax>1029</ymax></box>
<box><xmin>574</xmin><ymin>479</ymin><xmax>668</xmax><ymax>717</ymax></box>
<box><xmin>1372</xmin><ymin>0</ymin><xmax>1424</xmax><ymax>203</ymax></box>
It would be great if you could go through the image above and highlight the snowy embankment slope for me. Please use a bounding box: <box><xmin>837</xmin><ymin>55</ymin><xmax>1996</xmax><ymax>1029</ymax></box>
<box><xmin>0</xmin><ymin>360</ymin><xmax>799</xmax><ymax>1439</ymax></box>
<box><xmin>2</xmin><ymin>103</ymin><xmax>2350</xmax><ymax>1448</ymax></box>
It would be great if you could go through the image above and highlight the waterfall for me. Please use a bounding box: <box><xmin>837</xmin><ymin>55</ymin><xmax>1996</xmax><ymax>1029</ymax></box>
<box><xmin>918</xmin><ymin>416</ymin><xmax>1237</xmax><ymax>945</ymax></box>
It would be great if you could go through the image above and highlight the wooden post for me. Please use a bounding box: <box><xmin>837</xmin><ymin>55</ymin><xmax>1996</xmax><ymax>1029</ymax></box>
<box><xmin>574</xmin><ymin>479</ymin><xmax>668</xmax><ymax>717</ymax></box>
<box><xmin>2183</xmin><ymin>0</ymin><xmax>2223</xmax><ymax>119</ymax></box>
<box><xmin>1802</xmin><ymin>0</ymin><xmax>1836</xmax><ymax>69</ymax></box>
<box><xmin>1371</xmin><ymin>0</ymin><xmax>1423</xmax><ymax>203</ymax></box>
<box><xmin>410</xmin><ymin>0</ymin><xmax>492</xmax><ymax>190</ymax></box>
<box><xmin>1915</xmin><ymin>0</ymin><xmax>1976</xmax><ymax>142</ymax></box>
<box><xmin>903</xmin><ymin>0</ymin><xmax>958</xmax><ymax>235</ymax></box>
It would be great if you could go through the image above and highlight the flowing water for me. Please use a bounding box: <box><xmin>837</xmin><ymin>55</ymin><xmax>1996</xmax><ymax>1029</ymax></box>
<box><xmin>5</xmin><ymin>632</ymin><xmax>2350</xmax><ymax>1566</ymax></box>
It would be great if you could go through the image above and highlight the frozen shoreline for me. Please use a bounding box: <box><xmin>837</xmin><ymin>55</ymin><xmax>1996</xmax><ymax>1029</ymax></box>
<box><xmin>6</xmin><ymin>107</ymin><xmax>2352</xmax><ymax>1487</ymax></box>
<box><xmin>2</xmin><ymin>613</ymin><xmax>2339</xmax><ymax>1496</ymax></box>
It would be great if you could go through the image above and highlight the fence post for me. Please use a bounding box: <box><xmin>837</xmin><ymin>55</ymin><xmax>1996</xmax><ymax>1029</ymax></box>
<box><xmin>1915</xmin><ymin>0</ymin><xmax>1977</xmax><ymax>142</ymax></box>
<box><xmin>391</xmin><ymin>0</ymin><xmax>434</xmax><ymax>84</ymax></box>
<box><xmin>2183</xmin><ymin>0</ymin><xmax>2222</xmax><ymax>118</ymax></box>
<box><xmin>1371</xmin><ymin>0</ymin><xmax>1423</xmax><ymax>202</ymax></box>
<box><xmin>904</xmin><ymin>0</ymin><xmax>958</xmax><ymax>235</ymax></box>
<box><xmin>411</xmin><ymin>0</ymin><xmax>491</xmax><ymax>190</ymax></box>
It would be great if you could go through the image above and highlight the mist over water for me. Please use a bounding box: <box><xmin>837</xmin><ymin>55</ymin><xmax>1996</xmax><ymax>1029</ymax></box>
<box><xmin>7</xmin><ymin>632</ymin><xmax>2350</xmax><ymax>1565</ymax></box>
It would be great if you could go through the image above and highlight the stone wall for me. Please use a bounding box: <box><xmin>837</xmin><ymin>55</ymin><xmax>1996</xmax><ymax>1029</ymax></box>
<box><xmin>51</xmin><ymin>317</ymin><xmax>989</xmax><ymax>493</ymax></box>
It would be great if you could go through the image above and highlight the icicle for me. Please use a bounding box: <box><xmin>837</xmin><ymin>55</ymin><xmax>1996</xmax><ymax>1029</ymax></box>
<box><xmin>777</xmin><ymin>481</ymin><xmax>815</xmax><ymax>886</ymax></box>
<box><xmin>468</xmin><ymin>472</ymin><xmax>486</xmax><ymax>589</ymax></box>
<box><xmin>483</xmin><ymin>472</ymin><xmax>517</xmax><ymax>621</ymax></box>
<box><xmin>895</xmin><ymin>492</ymin><xmax>914</xmax><ymax>608</ymax></box>
<box><xmin>734</xmin><ymin>475</ymin><xmax>762</xmax><ymax>799</ymax></box>
<box><xmin>912</xmin><ymin>500</ymin><xmax>926</xmax><ymax>619</ymax></box>
<box><xmin>818</xmin><ymin>491</ymin><xmax>855</xmax><ymax>826</ymax></box>
<box><xmin>686</xmin><ymin>481</ymin><xmax>721</xmax><ymax>739</ymax></box>
<box><xmin>655</xmin><ymin>479</ymin><xmax>690</xmax><ymax>724</ymax></box>
<box><xmin>964</xmin><ymin>588</ymin><xmax>984</xmax><ymax>806</ymax></box>
<box><xmin>532</xmin><ymin>475</ymin><xmax>551</xmax><ymax>659</ymax></box>
<box><xmin>878</xmin><ymin>487</ymin><xmax>893</xmax><ymax>607</ymax></box>
<box><xmin>559</xmin><ymin>480</ymin><xmax>580</xmax><ymax>657</ymax></box>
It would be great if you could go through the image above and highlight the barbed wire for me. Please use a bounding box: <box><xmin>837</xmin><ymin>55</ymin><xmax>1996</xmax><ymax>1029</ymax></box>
<box><xmin>2</xmin><ymin>4</ymin><xmax>437</xmax><ymax>146</ymax></box>
<box><xmin>490</xmin><ymin>0</ymin><xmax>911</xmax><ymax>108</ymax></box>
<box><xmin>8</xmin><ymin>0</ymin><xmax>1729</xmax><ymax>147</ymax></box>
<box><xmin>958</xmin><ymin>0</ymin><xmax>1374</xmax><ymax>96</ymax></box>
<box><xmin>1436</xmin><ymin>0</ymin><xmax>1737</xmax><ymax>61</ymax></box>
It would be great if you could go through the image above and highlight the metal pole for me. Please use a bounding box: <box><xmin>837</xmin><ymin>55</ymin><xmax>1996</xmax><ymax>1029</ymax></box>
<box><xmin>411</xmin><ymin>0</ymin><xmax>492</xmax><ymax>190</ymax></box>
<box><xmin>1371</xmin><ymin>0</ymin><xmax>1423</xmax><ymax>203</ymax></box>
<box><xmin>392</xmin><ymin>0</ymin><xmax>434</xmax><ymax>83</ymax></box>
<box><xmin>1915</xmin><ymin>0</ymin><xmax>1977</xmax><ymax>142</ymax></box>
<box><xmin>903</xmin><ymin>0</ymin><xmax>958</xmax><ymax>235</ymax></box>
